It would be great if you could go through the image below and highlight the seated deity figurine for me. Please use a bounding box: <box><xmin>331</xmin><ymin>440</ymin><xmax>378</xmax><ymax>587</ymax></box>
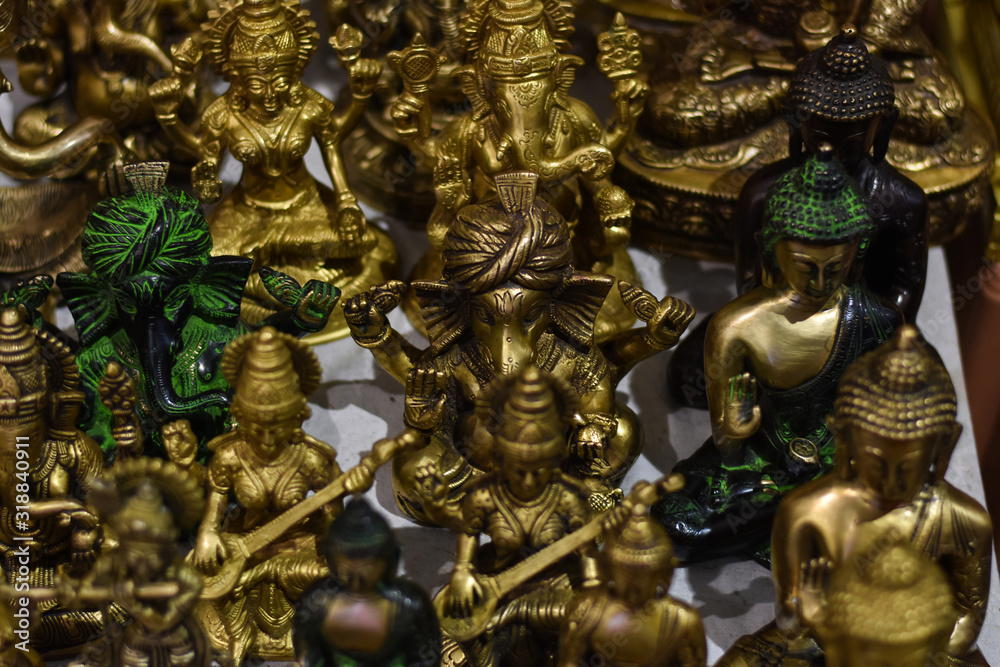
<box><xmin>293</xmin><ymin>498</ymin><xmax>440</xmax><ymax>667</ymax></box>
<box><xmin>667</xmin><ymin>27</ymin><xmax>929</xmax><ymax>407</ymax></box>
<box><xmin>57</xmin><ymin>162</ymin><xmax>340</xmax><ymax>456</ymax></box>
<box><xmin>191</xmin><ymin>327</ymin><xmax>342</xmax><ymax>664</ymax></box>
<box><xmin>389</xmin><ymin>0</ymin><xmax>648</xmax><ymax>338</ymax></box>
<box><xmin>423</xmin><ymin>366</ymin><xmax>596</xmax><ymax>667</ymax></box>
<box><xmin>557</xmin><ymin>502</ymin><xmax>707</xmax><ymax>667</ymax></box>
<box><xmin>651</xmin><ymin>147</ymin><xmax>901</xmax><ymax>564</ymax></box>
<box><xmin>343</xmin><ymin>172</ymin><xmax>694</xmax><ymax>523</ymax></box>
<box><xmin>68</xmin><ymin>459</ymin><xmax>216</xmax><ymax>667</ymax></box>
<box><xmin>717</xmin><ymin>325</ymin><xmax>993</xmax><ymax>666</ymax></box>
<box><xmin>0</xmin><ymin>307</ymin><xmax>107</xmax><ymax>652</ymax></box>
<box><xmin>613</xmin><ymin>0</ymin><xmax>989</xmax><ymax>262</ymax></box>
<box><xmin>816</xmin><ymin>545</ymin><xmax>958</xmax><ymax>667</ymax></box>
<box><xmin>150</xmin><ymin>0</ymin><xmax>396</xmax><ymax>341</ymax></box>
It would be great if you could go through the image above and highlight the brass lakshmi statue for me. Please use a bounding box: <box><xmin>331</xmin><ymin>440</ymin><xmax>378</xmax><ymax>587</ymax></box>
<box><xmin>150</xmin><ymin>0</ymin><xmax>397</xmax><ymax>341</ymax></box>
<box><xmin>718</xmin><ymin>326</ymin><xmax>993</xmax><ymax>665</ymax></box>
<box><xmin>652</xmin><ymin>147</ymin><xmax>901</xmax><ymax>564</ymax></box>
<box><xmin>343</xmin><ymin>172</ymin><xmax>694</xmax><ymax>524</ymax></box>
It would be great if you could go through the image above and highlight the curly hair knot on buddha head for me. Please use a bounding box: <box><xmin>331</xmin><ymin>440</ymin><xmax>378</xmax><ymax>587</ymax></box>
<box><xmin>443</xmin><ymin>172</ymin><xmax>573</xmax><ymax>294</ymax></box>
<box><xmin>834</xmin><ymin>325</ymin><xmax>956</xmax><ymax>440</ymax></box>
<box><xmin>785</xmin><ymin>25</ymin><xmax>895</xmax><ymax>125</ymax></box>
<box><xmin>761</xmin><ymin>145</ymin><xmax>871</xmax><ymax>266</ymax></box>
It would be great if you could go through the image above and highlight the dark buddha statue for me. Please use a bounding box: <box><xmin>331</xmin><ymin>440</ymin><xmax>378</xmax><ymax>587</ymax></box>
<box><xmin>293</xmin><ymin>498</ymin><xmax>441</xmax><ymax>667</ymax></box>
<box><xmin>668</xmin><ymin>26</ymin><xmax>928</xmax><ymax>408</ymax></box>
<box><xmin>653</xmin><ymin>148</ymin><xmax>901</xmax><ymax>564</ymax></box>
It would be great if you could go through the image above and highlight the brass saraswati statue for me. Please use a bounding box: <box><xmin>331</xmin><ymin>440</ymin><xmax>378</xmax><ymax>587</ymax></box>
<box><xmin>718</xmin><ymin>325</ymin><xmax>993</xmax><ymax>666</ymax></box>
<box><xmin>151</xmin><ymin>0</ymin><xmax>397</xmax><ymax>341</ymax></box>
<box><xmin>191</xmin><ymin>326</ymin><xmax>341</xmax><ymax>663</ymax></box>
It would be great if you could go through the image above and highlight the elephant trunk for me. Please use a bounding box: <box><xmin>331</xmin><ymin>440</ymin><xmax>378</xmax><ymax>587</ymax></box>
<box><xmin>135</xmin><ymin>314</ymin><xmax>231</xmax><ymax>426</ymax></box>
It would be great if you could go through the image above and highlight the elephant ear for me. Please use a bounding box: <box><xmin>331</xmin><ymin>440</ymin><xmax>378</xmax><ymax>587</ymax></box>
<box><xmin>550</xmin><ymin>272</ymin><xmax>613</xmax><ymax>349</ymax></box>
<box><xmin>58</xmin><ymin>272</ymin><xmax>115</xmax><ymax>347</ymax></box>
<box><xmin>414</xmin><ymin>280</ymin><xmax>470</xmax><ymax>352</ymax></box>
<box><xmin>185</xmin><ymin>255</ymin><xmax>253</xmax><ymax>325</ymax></box>
<box><xmin>455</xmin><ymin>65</ymin><xmax>489</xmax><ymax>121</ymax></box>
<box><xmin>553</xmin><ymin>54</ymin><xmax>584</xmax><ymax>103</ymax></box>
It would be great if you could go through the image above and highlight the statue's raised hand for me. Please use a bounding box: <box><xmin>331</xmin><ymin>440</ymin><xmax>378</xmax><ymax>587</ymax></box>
<box><xmin>390</xmin><ymin>91</ymin><xmax>426</xmax><ymax>138</ymax></box>
<box><xmin>348</xmin><ymin>57</ymin><xmax>383</xmax><ymax>97</ymax></box>
<box><xmin>192</xmin><ymin>160</ymin><xmax>222</xmax><ymax>203</ymax></box>
<box><xmin>162</xmin><ymin>420</ymin><xmax>198</xmax><ymax>469</ymax></box>
<box><xmin>722</xmin><ymin>372</ymin><xmax>762</xmax><ymax>442</ymax></box>
<box><xmin>260</xmin><ymin>268</ymin><xmax>341</xmax><ymax>333</ymax></box>
<box><xmin>342</xmin><ymin>280</ymin><xmax>405</xmax><ymax>346</ymax></box>
<box><xmin>404</xmin><ymin>368</ymin><xmax>447</xmax><ymax>432</ymax></box>
<box><xmin>619</xmin><ymin>281</ymin><xmax>695</xmax><ymax>348</ymax></box>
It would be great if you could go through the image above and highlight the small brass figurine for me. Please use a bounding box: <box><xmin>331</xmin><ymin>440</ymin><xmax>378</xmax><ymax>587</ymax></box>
<box><xmin>667</xmin><ymin>26</ymin><xmax>930</xmax><ymax>408</ymax></box>
<box><xmin>57</xmin><ymin>162</ymin><xmax>340</xmax><ymax>456</ymax></box>
<box><xmin>293</xmin><ymin>497</ymin><xmax>441</xmax><ymax>667</ymax></box>
<box><xmin>191</xmin><ymin>326</ymin><xmax>340</xmax><ymax>663</ymax></box>
<box><xmin>66</xmin><ymin>458</ymin><xmax>217</xmax><ymax>667</ymax></box>
<box><xmin>389</xmin><ymin>0</ymin><xmax>648</xmax><ymax>338</ymax></box>
<box><xmin>718</xmin><ymin>325</ymin><xmax>993</xmax><ymax>665</ymax></box>
<box><xmin>558</xmin><ymin>502</ymin><xmax>707</xmax><ymax>667</ymax></box>
<box><xmin>344</xmin><ymin>173</ymin><xmax>694</xmax><ymax>524</ymax></box>
<box><xmin>652</xmin><ymin>147</ymin><xmax>902</xmax><ymax>563</ymax></box>
<box><xmin>816</xmin><ymin>545</ymin><xmax>957</xmax><ymax>667</ymax></box>
<box><xmin>427</xmin><ymin>367</ymin><xmax>596</xmax><ymax>666</ymax></box>
<box><xmin>151</xmin><ymin>0</ymin><xmax>397</xmax><ymax>341</ymax></box>
<box><xmin>0</xmin><ymin>307</ymin><xmax>106</xmax><ymax>651</ymax></box>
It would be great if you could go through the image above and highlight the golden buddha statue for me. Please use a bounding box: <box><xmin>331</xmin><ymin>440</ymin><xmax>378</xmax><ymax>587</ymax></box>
<box><xmin>388</xmin><ymin>0</ymin><xmax>648</xmax><ymax>339</ymax></box>
<box><xmin>191</xmin><ymin>326</ymin><xmax>342</xmax><ymax>663</ymax></box>
<box><xmin>717</xmin><ymin>325</ymin><xmax>994</xmax><ymax>666</ymax></box>
<box><xmin>343</xmin><ymin>172</ymin><xmax>694</xmax><ymax>524</ymax></box>
<box><xmin>606</xmin><ymin>0</ymin><xmax>992</xmax><ymax>259</ymax></box>
<box><xmin>558</xmin><ymin>502</ymin><xmax>707</xmax><ymax>667</ymax></box>
<box><xmin>150</xmin><ymin>0</ymin><xmax>397</xmax><ymax>342</ymax></box>
<box><xmin>0</xmin><ymin>307</ymin><xmax>107</xmax><ymax>652</ymax></box>
<box><xmin>816</xmin><ymin>544</ymin><xmax>957</xmax><ymax>667</ymax></box>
